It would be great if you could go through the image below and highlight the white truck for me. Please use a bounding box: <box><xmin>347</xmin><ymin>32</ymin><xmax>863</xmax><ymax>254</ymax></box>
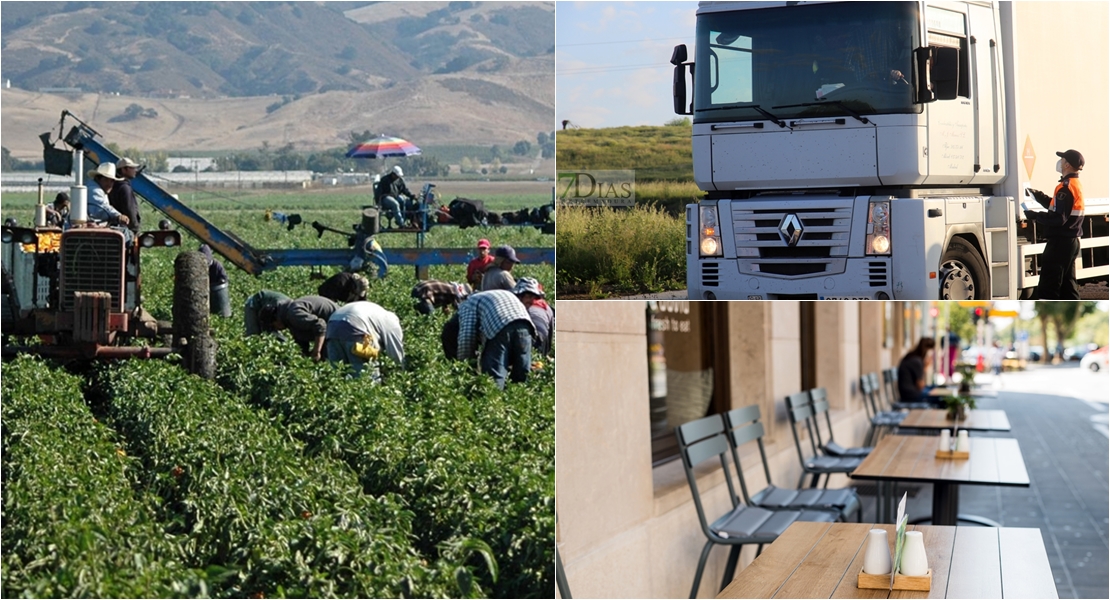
<box><xmin>673</xmin><ymin>1</ymin><xmax>1108</xmax><ymax>300</ymax></box>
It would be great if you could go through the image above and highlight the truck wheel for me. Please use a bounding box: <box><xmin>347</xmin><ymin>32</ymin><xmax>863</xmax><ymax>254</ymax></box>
<box><xmin>940</xmin><ymin>237</ymin><xmax>988</xmax><ymax>300</ymax></box>
<box><xmin>173</xmin><ymin>251</ymin><xmax>216</xmax><ymax>379</ymax></box>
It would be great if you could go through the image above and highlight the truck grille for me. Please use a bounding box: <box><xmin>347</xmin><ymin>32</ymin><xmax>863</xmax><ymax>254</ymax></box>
<box><xmin>60</xmin><ymin>230</ymin><xmax>125</xmax><ymax>312</ymax></box>
<box><xmin>732</xmin><ymin>199</ymin><xmax>853</xmax><ymax>278</ymax></box>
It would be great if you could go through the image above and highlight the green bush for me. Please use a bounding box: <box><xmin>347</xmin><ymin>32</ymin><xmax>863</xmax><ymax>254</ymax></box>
<box><xmin>556</xmin><ymin>205</ymin><xmax>686</xmax><ymax>296</ymax></box>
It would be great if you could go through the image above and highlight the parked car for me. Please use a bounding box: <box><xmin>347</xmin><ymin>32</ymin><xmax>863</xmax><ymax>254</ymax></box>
<box><xmin>1080</xmin><ymin>347</ymin><xmax>1108</xmax><ymax>372</ymax></box>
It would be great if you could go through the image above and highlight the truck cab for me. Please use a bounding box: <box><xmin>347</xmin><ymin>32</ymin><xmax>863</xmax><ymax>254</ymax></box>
<box><xmin>675</xmin><ymin>1</ymin><xmax>1108</xmax><ymax>299</ymax></box>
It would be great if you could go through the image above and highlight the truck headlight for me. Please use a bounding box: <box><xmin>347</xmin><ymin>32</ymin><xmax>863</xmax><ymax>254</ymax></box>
<box><xmin>865</xmin><ymin>200</ymin><xmax>891</xmax><ymax>255</ymax></box>
<box><xmin>699</xmin><ymin>205</ymin><xmax>722</xmax><ymax>257</ymax></box>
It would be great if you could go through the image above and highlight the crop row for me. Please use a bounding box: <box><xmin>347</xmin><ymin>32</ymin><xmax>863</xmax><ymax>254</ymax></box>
<box><xmin>98</xmin><ymin>358</ymin><xmax>472</xmax><ymax>598</ymax></box>
<box><xmin>1</xmin><ymin>356</ymin><xmax>207</xmax><ymax>598</ymax></box>
<box><xmin>215</xmin><ymin>324</ymin><xmax>555</xmax><ymax>598</ymax></box>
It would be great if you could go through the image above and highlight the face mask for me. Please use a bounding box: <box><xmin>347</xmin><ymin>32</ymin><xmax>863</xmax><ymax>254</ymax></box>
<box><xmin>1055</xmin><ymin>159</ymin><xmax>1064</xmax><ymax>174</ymax></box>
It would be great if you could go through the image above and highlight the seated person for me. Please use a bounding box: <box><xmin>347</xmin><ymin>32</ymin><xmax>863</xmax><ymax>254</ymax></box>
<box><xmin>897</xmin><ymin>337</ymin><xmax>937</xmax><ymax>405</ymax></box>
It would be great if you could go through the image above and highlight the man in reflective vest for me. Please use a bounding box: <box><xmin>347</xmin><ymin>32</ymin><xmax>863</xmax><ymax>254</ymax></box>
<box><xmin>1025</xmin><ymin>149</ymin><xmax>1085</xmax><ymax>299</ymax></box>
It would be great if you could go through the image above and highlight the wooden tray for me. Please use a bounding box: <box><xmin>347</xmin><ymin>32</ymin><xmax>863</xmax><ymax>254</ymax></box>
<box><xmin>858</xmin><ymin>569</ymin><xmax>932</xmax><ymax>591</ymax></box>
<box><xmin>936</xmin><ymin>449</ymin><xmax>970</xmax><ymax>459</ymax></box>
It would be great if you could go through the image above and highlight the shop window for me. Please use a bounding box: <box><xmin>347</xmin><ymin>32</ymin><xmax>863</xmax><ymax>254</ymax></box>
<box><xmin>647</xmin><ymin>302</ymin><xmax>731</xmax><ymax>466</ymax></box>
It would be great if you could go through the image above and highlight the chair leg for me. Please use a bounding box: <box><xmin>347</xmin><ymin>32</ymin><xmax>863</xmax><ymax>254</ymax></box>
<box><xmin>798</xmin><ymin>471</ymin><xmax>807</xmax><ymax>489</ymax></box>
<box><xmin>719</xmin><ymin>545</ymin><xmax>742</xmax><ymax>593</ymax></box>
<box><xmin>756</xmin><ymin>544</ymin><xmax>764</xmax><ymax>557</ymax></box>
<box><xmin>690</xmin><ymin>540</ymin><xmax>715</xmax><ymax>599</ymax></box>
<box><xmin>556</xmin><ymin>547</ymin><xmax>572</xmax><ymax>599</ymax></box>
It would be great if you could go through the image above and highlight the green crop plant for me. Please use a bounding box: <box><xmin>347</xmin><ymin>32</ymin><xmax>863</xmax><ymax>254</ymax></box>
<box><xmin>1</xmin><ymin>357</ymin><xmax>209</xmax><ymax>598</ymax></box>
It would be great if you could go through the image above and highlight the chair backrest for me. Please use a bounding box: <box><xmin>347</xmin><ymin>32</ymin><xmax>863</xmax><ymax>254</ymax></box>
<box><xmin>867</xmin><ymin>372</ymin><xmax>887</xmax><ymax>409</ymax></box>
<box><xmin>882</xmin><ymin>368</ymin><xmax>899</xmax><ymax>405</ymax></box>
<box><xmin>859</xmin><ymin>374</ymin><xmax>884</xmax><ymax>416</ymax></box>
<box><xmin>674</xmin><ymin>414</ymin><xmax>739</xmax><ymax>538</ymax></box>
<box><xmin>722</xmin><ymin>404</ymin><xmax>775</xmax><ymax>505</ymax></box>
<box><xmin>807</xmin><ymin>387</ymin><xmax>837</xmax><ymax>448</ymax></box>
<box><xmin>784</xmin><ymin>391</ymin><xmax>820</xmax><ymax>462</ymax></box>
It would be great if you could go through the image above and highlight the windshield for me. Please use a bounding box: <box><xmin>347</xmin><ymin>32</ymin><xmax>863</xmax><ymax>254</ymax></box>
<box><xmin>694</xmin><ymin>1</ymin><xmax>920</xmax><ymax>123</ymax></box>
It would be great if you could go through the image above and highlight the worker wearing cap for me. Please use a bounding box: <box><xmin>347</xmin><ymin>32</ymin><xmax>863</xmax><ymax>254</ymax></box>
<box><xmin>480</xmin><ymin>245</ymin><xmax>520</xmax><ymax>292</ymax></box>
<box><xmin>513</xmin><ymin>277</ymin><xmax>554</xmax><ymax>357</ymax></box>
<box><xmin>466</xmin><ymin>239</ymin><xmax>494</xmax><ymax>288</ymax></box>
<box><xmin>1025</xmin><ymin>149</ymin><xmax>1086</xmax><ymax>299</ymax></box>
<box><xmin>110</xmin><ymin>157</ymin><xmax>141</xmax><ymax>233</ymax></box>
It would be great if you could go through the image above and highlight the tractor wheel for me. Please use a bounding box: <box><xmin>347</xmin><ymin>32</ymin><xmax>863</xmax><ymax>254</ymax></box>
<box><xmin>939</xmin><ymin>237</ymin><xmax>989</xmax><ymax>300</ymax></box>
<box><xmin>173</xmin><ymin>251</ymin><xmax>216</xmax><ymax>379</ymax></box>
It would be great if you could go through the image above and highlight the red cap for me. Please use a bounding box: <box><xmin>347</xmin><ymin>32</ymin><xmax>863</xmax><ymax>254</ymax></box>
<box><xmin>477</xmin><ymin>239</ymin><xmax>491</xmax><ymax>249</ymax></box>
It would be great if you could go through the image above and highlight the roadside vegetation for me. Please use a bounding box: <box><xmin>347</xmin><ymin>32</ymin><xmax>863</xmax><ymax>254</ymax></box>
<box><xmin>556</xmin><ymin>121</ymin><xmax>697</xmax><ymax>296</ymax></box>
<box><xmin>557</xmin><ymin>205</ymin><xmax>685</xmax><ymax>297</ymax></box>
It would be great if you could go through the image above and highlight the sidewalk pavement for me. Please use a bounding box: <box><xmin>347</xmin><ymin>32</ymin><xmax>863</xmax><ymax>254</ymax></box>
<box><xmin>853</xmin><ymin>388</ymin><xmax>1108</xmax><ymax>599</ymax></box>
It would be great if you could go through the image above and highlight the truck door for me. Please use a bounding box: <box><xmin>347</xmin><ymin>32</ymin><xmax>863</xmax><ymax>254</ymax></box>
<box><xmin>923</xmin><ymin>5</ymin><xmax>975</xmax><ymax>186</ymax></box>
<box><xmin>966</xmin><ymin>2</ymin><xmax>1006</xmax><ymax>186</ymax></box>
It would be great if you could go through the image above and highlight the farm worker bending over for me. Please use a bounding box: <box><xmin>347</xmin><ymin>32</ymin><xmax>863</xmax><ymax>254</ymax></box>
<box><xmin>377</xmin><ymin>165</ymin><xmax>414</xmax><ymax>228</ymax></box>
<box><xmin>46</xmin><ymin>192</ymin><xmax>70</xmax><ymax>228</ymax></box>
<box><xmin>466</xmin><ymin>238</ymin><xmax>494</xmax><ymax>288</ymax></box>
<box><xmin>317</xmin><ymin>271</ymin><xmax>370</xmax><ymax>304</ymax></box>
<box><xmin>244</xmin><ymin>290</ymin><xmax>290</xmax><ymax>336</ymax></box>
<box><xmin>260</xmin><ymin>295</ymin><xmax>338</xmax><ymax>361</ymax></box>
<box><xmin>513</xmin><ymin>277</ymin><xmax>554</xmax><ymax>358</ymax></box>
<box><xmin>411</xmin><ymin>280</ymin><xmax>471</xmax><ymax>315</ymax></box>
<box><xmin>456</xmin><ymin>289</ymin><xmax>535</xmax><ymax>389</ymax></box>
<box><xmin>199</xmin><ymin>245</ymin><xmax>231</xmax><ymax>317</ymax></box>
<box><xmin>326</xmin><ymin>301</ymin><xmax>405</xmax><ymax>380</ymax></box>
<box><xmin>480</xmin><ymin>245</ymin><xmax>520</xmax><ymax>292</ymax></box>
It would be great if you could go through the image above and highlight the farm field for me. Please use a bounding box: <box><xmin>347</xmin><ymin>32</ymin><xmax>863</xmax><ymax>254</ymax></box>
<box><xmin>0</xmin><ymin>185</ymin><xmax>555</xmax><ymax>598</ymax></box>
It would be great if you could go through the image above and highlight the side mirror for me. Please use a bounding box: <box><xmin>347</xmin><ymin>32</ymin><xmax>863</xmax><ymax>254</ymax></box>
<box><xmin>914</xmin><ymin>46</ymin><xmax>960</xmax><ymax>103</ymax></box>
<box><xmin>672</xmin><ymin>44</ymin><xmax>693</xmax><ymax>115</ymax></box>
<box><xmin>932</xmin><ymin>46</ymin><xmax>960</xmax><ymax>100</ymax></box>
<box><xmin>913</xmin><ymin>47</ymin><xmax>936</xmax><ymax>104</ymax></box>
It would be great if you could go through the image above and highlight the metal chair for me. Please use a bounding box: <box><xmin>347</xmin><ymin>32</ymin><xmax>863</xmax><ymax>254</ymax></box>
<box><xmin>876</xmin><ymin>370</ymin><xmax>931</xmax><ymax>410</ymax></box>
<box><xmin>859</xmin><ymin>374</ymin><xmax>905</xmax><ymax>445</ymax></box>
<box><xmin>556</xmin><ymin>546</ymin><xmax>572</xmax><ymax>599</ymax></box>
<box><xmin>675</xmin><ymin>413</ymin><xmax>818</xmax><ymax>598</ymax></box>
<box><xmin>807</xmin><ymin>387</ymin><xmax>872</xmax><ymax>458</ymax></box>
<box><xmin>723</xmin><ymin>404</ymin><xmax>862</xmax><ymax>523</ymax></box>
<box><xmin>784</xmin><ymin>392</ymin><xmax>863</xmax><ymax>489</ymax></box>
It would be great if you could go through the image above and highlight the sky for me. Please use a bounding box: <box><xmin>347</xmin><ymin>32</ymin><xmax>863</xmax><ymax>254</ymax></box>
<box><xmin>556</xmin><ymin>1</ymin><xmax>699</xmax><ymax>129</ymax></box>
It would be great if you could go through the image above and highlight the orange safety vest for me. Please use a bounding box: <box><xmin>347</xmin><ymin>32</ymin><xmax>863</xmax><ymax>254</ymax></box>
<box><xmin>1050</xmin><ymin>177</ymin><xmax>1085</xmax><ymax>216</ymax></box>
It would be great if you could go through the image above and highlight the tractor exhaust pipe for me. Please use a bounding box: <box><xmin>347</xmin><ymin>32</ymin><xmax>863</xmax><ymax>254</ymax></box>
<box><xmin>70</xmin><ymin>149</ymin><xmax>88</xmax><ymax>225</ymax></box>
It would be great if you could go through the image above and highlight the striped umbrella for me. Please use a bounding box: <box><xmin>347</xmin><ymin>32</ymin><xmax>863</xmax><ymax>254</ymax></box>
<box><xmin>345</xmin><ymin>135</ymin><xmax>422</xmax><ymax>159</ymax></box>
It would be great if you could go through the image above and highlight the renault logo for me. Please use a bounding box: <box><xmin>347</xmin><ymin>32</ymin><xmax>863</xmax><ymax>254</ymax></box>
<box><xmin>779</xmin><ymin>213</ymin><xmax>803</xmax><ymax>247</ymax></box>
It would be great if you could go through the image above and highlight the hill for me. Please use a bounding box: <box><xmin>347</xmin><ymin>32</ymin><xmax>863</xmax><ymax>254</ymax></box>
<box><xmin>555</xmin><ymin>123</ymin><xmax>694</xmax><ymax>182</ymax></box>
<box><xmin>0</xmin><ymin>1</ymin><xmax>554</xmax><ymax>159</ymax></box>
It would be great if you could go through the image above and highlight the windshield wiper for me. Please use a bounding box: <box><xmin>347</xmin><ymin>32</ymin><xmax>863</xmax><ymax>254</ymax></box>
<box><xmin>699</xmin><ymin>103</ymin><xmax>789</xmax><ymax>128</ymax></box>
<box><xmin>773</xmin><ymin>100</ymin><xmax>872</xmax><ymax>125</ymax></box>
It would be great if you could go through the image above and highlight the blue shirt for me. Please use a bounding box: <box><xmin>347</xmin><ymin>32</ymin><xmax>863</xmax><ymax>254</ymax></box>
<box><xmin>87</xmin><ymin>185</ymin><xmax>122</xmax><ymax>223</ymax></box>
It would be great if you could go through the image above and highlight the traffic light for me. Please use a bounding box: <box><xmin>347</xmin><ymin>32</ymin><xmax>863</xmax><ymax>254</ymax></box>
<box><xmin>971</xmin><ymin>307</ymin><xmax>986</xmax><ymax>323</ymax></box>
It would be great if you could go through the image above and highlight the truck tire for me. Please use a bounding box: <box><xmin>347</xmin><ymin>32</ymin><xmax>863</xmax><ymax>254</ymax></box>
<box><xmin>173</xmin><ymin>251</ymin><xmax>216</xmax><ymax>379</ymax></box>
<box><xmin>939</xmin><ymin>237</ymin><xmax>988</xmax><ymax>300</ymax></box>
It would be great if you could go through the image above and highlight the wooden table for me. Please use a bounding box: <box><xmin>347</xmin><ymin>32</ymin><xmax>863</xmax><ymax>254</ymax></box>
<box><xmin>849</xmin><ymin>435</ymin><xmax>1029</xmax><ymax>526</ymax></box>
<box><xmin>717</xmin><ymin>521</ymin><xmax>1058</xmax><ymax>599</ymax></box>
<box><xmin>899</xmin><ymin>409</ymin><xmax>1011</xmax><ymax>432</ymax></box>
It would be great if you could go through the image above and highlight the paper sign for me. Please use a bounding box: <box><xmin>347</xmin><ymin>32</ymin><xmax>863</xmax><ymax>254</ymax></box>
<box><xmin>891</xmin><ymin>492</ymin><xmax>909</xmax><ymax>589</ymax></box>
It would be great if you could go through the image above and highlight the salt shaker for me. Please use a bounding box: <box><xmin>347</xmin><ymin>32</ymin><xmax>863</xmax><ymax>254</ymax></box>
<box><xmin>955</xmin><ymin>429</ymin><xmax>970</xmax><ymax>452</ymax></box>
<box><xmin>938</xmin><ymin>429</ymin><xmax>951</xmax><ymax>452</ymax></box>
<box><xmin>899</xmin><ymin>530</ymin><xmax>929</xmax><ymax>576</ymax></box>
<box><xmin>863</xmin><ymin>529</ymin><xmax>892</xmax><ymax>575</ymax></box>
